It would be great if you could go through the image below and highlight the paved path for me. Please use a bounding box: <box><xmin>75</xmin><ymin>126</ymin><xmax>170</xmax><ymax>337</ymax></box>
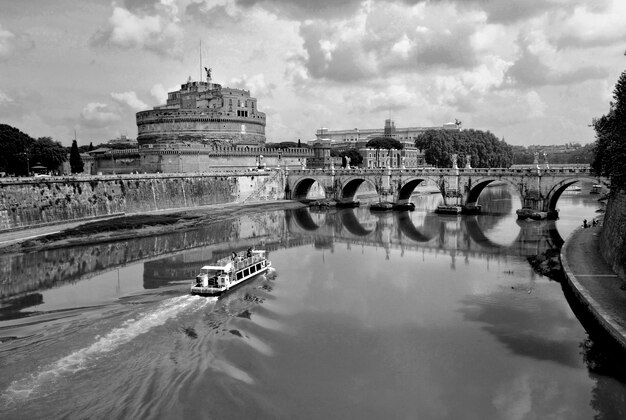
<box><xmin>561</xmin><ymin>225</ymin><xmax>626</xmax><ymax>349</ymax></box>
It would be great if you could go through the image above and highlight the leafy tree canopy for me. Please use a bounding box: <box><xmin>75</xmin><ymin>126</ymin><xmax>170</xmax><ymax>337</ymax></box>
<box><xmin>265</xmin><ymin>141</ymin><xmax>309</xmax><ymax>149</ymax></box>
<box><xmin>593</xmin><ymin>64</ymin><xmax>626</xmax><ymax>188</ymax></box>
<box><xmin>415</xmin><ymin>129</ymin><xmax>512</xmax><ymax>168</ymax></box>
<box><xmin>31</xmin><ymin>137</ymin><xmax>67</xmax><ymax>171</ymax></box>
<box><xmin>330</xmin><ymin>148</ymin><xmax>364</xmax><ymax>167</ymax></box>
<box><xmin>366</xmin><ymin>137</ymin><xmax>403</xmax><ymax>150</ymax></box>
<box><xmin>0</xmin><ymin>124</ymin><xmax>35</xmax><ymax>175</ymax></box>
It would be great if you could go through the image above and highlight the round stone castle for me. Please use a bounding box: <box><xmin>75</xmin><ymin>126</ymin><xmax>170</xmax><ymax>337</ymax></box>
<box><xmin>136</xmin><ymin>68</ymin><xmax>266</xmax><ymax>147</ymax></box>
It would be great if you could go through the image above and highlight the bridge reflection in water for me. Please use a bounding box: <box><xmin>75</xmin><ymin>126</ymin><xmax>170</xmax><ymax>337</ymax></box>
<box><xmin>287</xmin><ymin>207</ymin><xmax>563</xmax><ymax>259</ymax></box>
<box><xmin>1</xmin><ymin>202</ymin><xmax>564</xmax><ymax>318</ymax></box>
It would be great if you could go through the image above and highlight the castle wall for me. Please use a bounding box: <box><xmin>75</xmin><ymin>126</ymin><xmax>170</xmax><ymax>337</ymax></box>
<box><xmin>0</xmin><ymin>173</ymin><xmax>287</xmax><ymax>232</ymax></box>
<box><xmin>599</xmin><ymin>189</ymin><xmax>626</xmax><ymax>279</ymax></box>
<box><xmin>88</xmin><ymin>147</ymin><xmax>312</xmax><ymax>174</ymax></box>
<box><xmin>136</xmin><ymin>110</ymin><xmax>266</xmax><ymax>146</ymax></box>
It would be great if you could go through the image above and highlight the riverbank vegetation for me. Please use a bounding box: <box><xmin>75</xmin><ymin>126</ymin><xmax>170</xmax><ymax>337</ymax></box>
<box><xmin>593</xmin><ymin>60</ymin><xmax>626</xmax><ymax>189</ymax></box>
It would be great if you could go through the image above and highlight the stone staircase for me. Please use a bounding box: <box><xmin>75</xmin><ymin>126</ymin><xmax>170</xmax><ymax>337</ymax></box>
<box><xmin>241</xmin><ymin>170</ymin><xmax>285</xmax><ymax>203</ymax></box>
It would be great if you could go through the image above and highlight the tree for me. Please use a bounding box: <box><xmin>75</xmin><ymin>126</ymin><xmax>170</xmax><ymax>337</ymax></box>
<box><xmin>333</xmin><ymin>148</ymin><xmax>363</xmax><ymax>167</ymax></box>
<box><xmin>70</xmin><ymin>139</ymin><xmax>84</xmax><ymax>173</ymax></box>
<box><xmin>88</xmin><ymin>142</ymin><xmax>94</xmax><ymax>151</ymax></box>
<box><xmin>593</xmin><ymin>66</ymin><xmax>626</xmax><ymax>188</ymax></box>
<box><xmin>366</xmin><ymin>137</ymin><xmax>403</xmax><ymax>150</ymax></box>
<box><xmin>265</xmin><ymin>141</ymin><xmax>309</xmax><ymax>149</ymax></box>
<box><xmin>31</xmin><ymin>137</ymin><xmax>67</xmax><ymax>172</ymax></box>
<box><xmin>415</xmin><ymin>129</ymin><xmax>513</xmax><ymax>168</ymax></box>
<box><xmin>0</xmin><ymin>124</ymin><xmax>35</xmax><ymax>175</ymax></box>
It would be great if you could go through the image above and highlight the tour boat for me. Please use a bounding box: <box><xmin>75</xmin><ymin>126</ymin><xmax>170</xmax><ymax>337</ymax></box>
<box><xmin>565</xmin><ymin>185</ymin><xmax>582</xmax><ymax>192</ymax></box>
<box><xmin>435</xmin><ymin>205</ymin><xmax>462</xmax><ymax>215</ymax></box>
<box><xmin>370</xmin><ymin>201</ymin><xmax>394</xmax><ymax>211</ymax></box>
<box><xmin>590</xmin><ymin>184</ymin><xmax>603</xmax><ymax>194</ymax></box>
<box><xmin>191</xmin><ymin>249</ymin><xmax>271</xmax><ymax>296</ymax></box>
<box><xmin>516</xmin><ymin>207</ymin><xmax>547</xmax><ymax>220</ymax></box>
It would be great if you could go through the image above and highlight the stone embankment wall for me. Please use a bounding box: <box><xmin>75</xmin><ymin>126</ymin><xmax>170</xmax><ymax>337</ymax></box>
<box><xmin>599</xmin><ymin>189</ymin><xmax>626</xmax><ymax>279</ymax></box>
<box><xmin>0</xmin><ymin>172</ymin><xmax>286</xmax><ymax>231</ymax></box>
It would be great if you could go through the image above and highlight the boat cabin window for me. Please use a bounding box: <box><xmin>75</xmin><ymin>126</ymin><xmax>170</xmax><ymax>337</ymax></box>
<box><xmin>199</xmin><ymin>268</ymin><xmax>223</xmax><ymax>277</ymax></box>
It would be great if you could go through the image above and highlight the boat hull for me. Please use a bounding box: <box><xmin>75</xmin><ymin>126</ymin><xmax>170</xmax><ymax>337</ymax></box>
<box><xmin>191</xmin><ymin>261</ymin><xmax>272</xmax><ymax>296</ymax></box>
<box><xmin>436</xmin><ymin>205</ymin><xmax>462</xmax><ymax>215</ymax></box>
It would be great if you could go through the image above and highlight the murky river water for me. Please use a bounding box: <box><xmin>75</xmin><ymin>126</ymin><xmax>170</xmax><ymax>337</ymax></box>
<box><xmin>1</xmin><ymin>184</ymin><xmax>624</xmax><ymax>419</ymax></box>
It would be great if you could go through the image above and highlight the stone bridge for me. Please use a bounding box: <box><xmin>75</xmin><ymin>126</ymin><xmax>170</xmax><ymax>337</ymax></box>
<box><xmin>286</xmin><ymin>166</ymin><xmax>606</xmax><ymax>214</ymax></box>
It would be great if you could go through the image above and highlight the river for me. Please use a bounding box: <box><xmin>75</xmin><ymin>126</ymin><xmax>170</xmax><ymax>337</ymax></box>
<box><xmin>0</xmin><ymin>183</ymin><xmax>624</xmax><ymax>419</ymax></box>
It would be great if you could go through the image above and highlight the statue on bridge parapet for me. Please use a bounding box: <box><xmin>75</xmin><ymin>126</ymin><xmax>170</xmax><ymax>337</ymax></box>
<box><xmin>543</xmin><ymin>152</ymin><xmax>549</xmax><ymax>170</ymax></box>
<box><xmin>465</xmin><ymin>154</ymin><xmax>472</xmax><ymax>169</ymax></box>
<box><xmin>451</xmin><ymin>154</ymin><xmax>458</xmax><ymax>169</ymax></box>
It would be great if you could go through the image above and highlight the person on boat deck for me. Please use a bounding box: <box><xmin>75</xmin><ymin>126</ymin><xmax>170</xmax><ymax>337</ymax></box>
<box><xmin>231</xmin><ymin>251</ymin><xmax>237</xmax><ymax>260</ymax></box>
<box><xmin>247</xmin><ymin>247</ymin><xmax>253</xmax><ymax>258</ymax></box>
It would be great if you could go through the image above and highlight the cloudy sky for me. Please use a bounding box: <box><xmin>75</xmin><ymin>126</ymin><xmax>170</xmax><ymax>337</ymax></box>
<box><xmin>1</xmin><ymin>0</ymin><xmax>625</xmax><ymax>147</ymax></box>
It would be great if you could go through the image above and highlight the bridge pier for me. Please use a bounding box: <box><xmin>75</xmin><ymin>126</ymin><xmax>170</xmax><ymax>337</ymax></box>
<box><xmin>517</xmin><ymin>192</ymin><xmax>559</xmax><ymax>220</ymax></box>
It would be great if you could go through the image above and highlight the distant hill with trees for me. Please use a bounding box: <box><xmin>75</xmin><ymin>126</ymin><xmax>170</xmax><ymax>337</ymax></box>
<box><xmin>512</xmin><ymin>143</ymin><xmax>595</xmax><ymax>165</ymax></box>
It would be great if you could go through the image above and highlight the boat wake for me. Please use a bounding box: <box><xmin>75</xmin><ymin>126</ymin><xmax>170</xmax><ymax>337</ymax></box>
<box><xmin>1</xmin><ymin>295</ymin><xmax>211</xmax><ymax>403</ymax></box>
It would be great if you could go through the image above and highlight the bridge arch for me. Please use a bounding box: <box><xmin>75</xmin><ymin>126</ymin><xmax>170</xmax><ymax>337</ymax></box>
<box><xmin>290</xmin><ymin>176</ymin><xmax>328</xmax><ymax>200</ymax></box>
<box><xmin>465</xmin><ymin>178</ymin><xmax>522</xmax><ymax>207</ymax></box>
<box><xmin>395</xmin><ymin>177</ymin><xmax>438</xmax><ymax>202</ymax></box>
<box><xmin>546</xmin><ymin>176</ymin><xmax>601</xmax><ymax>211</ymax></box>
<box><xmin>338</xmin><ymin>176</ymin><xmax>377</xmax><ymax>201</ymax></box>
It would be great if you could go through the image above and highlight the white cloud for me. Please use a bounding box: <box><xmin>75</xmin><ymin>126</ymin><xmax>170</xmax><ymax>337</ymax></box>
<box><xmin>91</xmin><ymin>1</ymin><xmax>183</xmax><ymax>57</ymax></box>
<box><xmin>80</xmin><ymin>102</ymin><xmax>121</xmax><ymax>127</ymax></box>
<box><xmin>554</xmin><ymin>0</ymin><xmax>626</xmax><ymax>48</ymax></box>
<box><xmin>150</xmin><ymin>84</ymin><xmax>168</xmax><ymax>104</ymax></box>
<box><xmin>0</xmin><ymin>26</ymin><xmax>15</xmax><ymax>59</ymax></box>
<box><xmin>0</xmin><ymin>24</ymin><xmax>34</xmax><ymax>60</ymax></box>
<box><xmin>390</xmin><ymin>34</ymin><xmax>412</xmax><ymax>60</ymax></box>
<box><xmin>0</xmin><ymin>90</ymin><xmax>13</xmax><ymax>105</ymax></box>
<box><xmin>229</xmin><ymin>74</ymin><xmax>276</xmax><ymax>98</ymax></box>
<box><xmin>111</xmin><ymin>91</ymin><xmax>148</xmax><ymax>111</ymax></box>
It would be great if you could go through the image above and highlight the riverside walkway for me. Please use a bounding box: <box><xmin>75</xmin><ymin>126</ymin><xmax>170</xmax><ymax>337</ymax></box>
<box><xmin>561</xmin><ymin>225</ymin><xmax>626</xmax><ymax>349</ymax></box>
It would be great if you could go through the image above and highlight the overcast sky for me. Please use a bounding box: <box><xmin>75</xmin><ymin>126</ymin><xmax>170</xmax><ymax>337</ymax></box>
<box><xmin>1</xmin><ymin>0</ymin><xmax>625</xmax><ymax>147</ymax></box>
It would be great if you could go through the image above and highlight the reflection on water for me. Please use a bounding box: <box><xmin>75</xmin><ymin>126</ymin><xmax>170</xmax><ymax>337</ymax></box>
<box><xmin>0</xmin><ymin>184</ymin><xmax>624</xmax><ymax>419</ymax></box>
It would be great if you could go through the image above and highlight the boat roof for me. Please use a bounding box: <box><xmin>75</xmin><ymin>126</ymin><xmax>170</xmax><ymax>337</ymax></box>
<box><xmin>200</xmin><ymin>263</ymin><xmax>231</xmax><ymax>270</ymax></box>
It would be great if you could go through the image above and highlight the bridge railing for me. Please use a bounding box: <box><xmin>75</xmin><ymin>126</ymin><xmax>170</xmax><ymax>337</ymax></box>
<box><xmin>288</xmin><ymin>166</ymin><xmax>593</xmax><ymax>176</ymax></box>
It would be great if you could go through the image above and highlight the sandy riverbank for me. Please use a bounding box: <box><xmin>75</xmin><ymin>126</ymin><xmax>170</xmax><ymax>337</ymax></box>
<box><xmin>0</xmin><ymin>200</ymin><xmax>306</xmax><ymax>254</ymax></box>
